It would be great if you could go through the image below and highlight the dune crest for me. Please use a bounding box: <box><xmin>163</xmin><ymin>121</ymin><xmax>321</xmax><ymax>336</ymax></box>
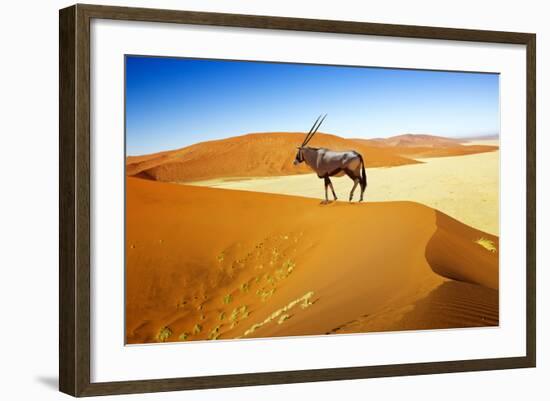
<box><xmin>126</xmin><ymin>178</ymin><xmax>498</xmax><ymax>344</ymax></box>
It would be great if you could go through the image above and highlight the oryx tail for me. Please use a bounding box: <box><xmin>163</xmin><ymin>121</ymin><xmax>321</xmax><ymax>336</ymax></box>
<box><xmin>358</xmin><ymin>154</ymin><xmax>367</xmax><ymax>191</ymax></box>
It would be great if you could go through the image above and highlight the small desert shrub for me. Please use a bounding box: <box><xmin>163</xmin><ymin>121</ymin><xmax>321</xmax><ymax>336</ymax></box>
<box><xmin>223</xmin><ymin>294</ymin><xmax>233</xmax><ymax>304</ymax></box>
<box><xmin>209</xmin><ymin>326</ymin><xmax>221</xmax><ymax>340</ymax></box>
<box><xmin>193</xmin><ymin>324</ymin><xmax>202</xmax><ymax>334</ymax></box>
<box><xmin>242</xmin><ymin>291</ymin><xmax>315</xmax><ymax>337</ymax></box>
<box><xmin>278</xmin><ymin>314</ymin><xmax>291</xmax><ymax>324</ymax></box>
<box><xmin>274</xmin><ymin>268</ymin><xmax>286</xmax><ymax>280</ymax></box>
<box><xmin>219</xmin><ymin>311</ymin><xmax>225</xmax><ymax>321</ymax></box>
<box><xmin>245</xmin><ymin>323</ymin><xmax>262</xmax><ymax>335</ymax></box>
<box><xmin>266</xmin><ymin>275</ymin><xmax>276</xmax><ymax>285</ymax></box>
<box><xmin>283</xmin><ymin>260</ymin><xmax>296</xmax><ymax>273</ymax></box>
<box><xmin>258</xmin><ymin>288</ymin><xmax>275</xmax><ymax>302</ymax></box>
<box><xmin>178</xmin><ymin>332</ymin><xmax>189</xmax><ymax>341</ymax></box>
<box><xmin>301</xmin><ymin>296</ymin><xmax>314</xmax><ymax>309</ymax></box>
<box><xmin>475</xmin><ymin>237</ymin><xmax>497</xmax><ymax>253</ymax></box>
<box><xmin>269</xmin><ymin>249</ymin><xmax>280</xmax><ymax>265</ymax></box>
<box><xmin>239</xmin><ymin>305</ymin><xmax>249</xmax><ymax>319</ymax></box>
<box><xmin>230</xmin><ymin>308</ymin><xmax>239</xmax><ymax>322</ymax></box>
<box><xmin>157</xmin><ymin>326</ymin><xmax>172</xmax><ymax>342</ymax></box>
<box><xmin>240</xmin><ymin>282</ymin><xmax>249</xmax><ymax>293</ymax></box>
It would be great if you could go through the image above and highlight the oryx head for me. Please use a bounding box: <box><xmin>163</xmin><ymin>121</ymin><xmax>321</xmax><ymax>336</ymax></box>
<box><xmin>294</xmin><ymin>114</ymin><xmax>326</xmax><ymax>165</ymax></box>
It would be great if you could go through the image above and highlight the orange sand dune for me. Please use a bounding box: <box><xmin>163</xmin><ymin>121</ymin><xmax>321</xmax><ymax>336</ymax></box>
<box><xmin>126</xmin><ymin>132</ymin><xmax>419</xmax><ymax>182</ymax></box>
<box><xmin>126</xmin><ymin>177</ymin><xmax>498</xmax><ymax>344</ymax></box>
<box><xmin>127</xmin><ymin>132</ymin><xmax>498</xmax><ymax>183</ymax></box>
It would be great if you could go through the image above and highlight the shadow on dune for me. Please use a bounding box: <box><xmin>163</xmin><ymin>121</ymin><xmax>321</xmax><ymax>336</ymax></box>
<box><xmin>394</xmin><ymin>280</ymin><xmax>499</xmax><ymax>330</ymax></box>
<box><xmin>425</xmin><ymin>210</ymin><xmax>499</xmax><ymax>290</ymax></box>
<box><xmin>393</xmin><ymin>209</ymin><xmax>500</xmax><ymax>330</ymax></box>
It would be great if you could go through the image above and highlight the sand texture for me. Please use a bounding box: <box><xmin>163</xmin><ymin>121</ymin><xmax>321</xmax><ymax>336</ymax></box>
<box><xmin>126</xmin><ymin>177</ymin><xmax>498</xmax><ymax>344</ymax></box>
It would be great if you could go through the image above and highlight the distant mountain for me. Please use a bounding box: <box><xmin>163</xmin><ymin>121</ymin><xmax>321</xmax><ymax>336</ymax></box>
<box><xmin>352</xmin><ymin>134</ymin><xmax>498</xmax><ymax>159</ymax></box>
<box><xmin>458</xmin><ymin>134</ymin><xmax>499</xmax><ymax>141</ymax></box>
<box><xmin>356</xmin><ymin>134</ymin><xmax>464</xmax><ymax>148</ymax></box>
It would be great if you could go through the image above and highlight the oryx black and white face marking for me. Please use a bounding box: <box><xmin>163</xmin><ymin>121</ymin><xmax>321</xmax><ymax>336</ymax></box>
<box><xmin>293</xmin><ymin>147</ymin><xmax>305</xmax><ymax>165</ymax></box>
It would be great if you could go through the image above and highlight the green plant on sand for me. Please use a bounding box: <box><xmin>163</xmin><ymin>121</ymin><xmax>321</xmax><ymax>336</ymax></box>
<box><xmin>157</xmin><ymin>326</ymin><xmax>172</xmax><ymax>342</ymax></box>
<box><xmin>475</xmin><ymin>237</ymin><xmax>497</xmax><ymax>253</ymax></box>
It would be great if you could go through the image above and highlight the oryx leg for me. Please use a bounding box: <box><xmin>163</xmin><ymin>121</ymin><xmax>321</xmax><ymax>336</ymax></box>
<box><xmin>323</xmin><ymin>176</ymin><xmax>330</xmax><ymax>204</ymax></box>
<box><xmin>328</xmin><ymin>178</ymin><xmax>337</xmax><ymax>200</ymax></box>
<box><xmin>344</xmin><ymin>169</ymin><xmax>359</xmax><ymax>202</ymax></box>
<box><xmin>349</xmin><ymin>178</ymin><xmax>359</xmax><ymax>202</ymax></box>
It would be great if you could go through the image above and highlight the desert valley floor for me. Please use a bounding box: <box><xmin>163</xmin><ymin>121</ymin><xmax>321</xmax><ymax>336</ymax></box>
<box><xmin>125</xmin><ymin>135</ymin><xmax>499</xmax><ymax>344</ymax></box>
<box><xmin>189</xmin><ymin>148</ymin><xmax>499</xmax><ymax>235</ymax></box>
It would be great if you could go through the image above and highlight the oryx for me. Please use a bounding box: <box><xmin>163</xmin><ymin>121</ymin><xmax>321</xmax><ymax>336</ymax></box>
<box><xmin>293</xmin><ymin>115</ymin><xmax>367</xmax><ymax>204</ymax></box>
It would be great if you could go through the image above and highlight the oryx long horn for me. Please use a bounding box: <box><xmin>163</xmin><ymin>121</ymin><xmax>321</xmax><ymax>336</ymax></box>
<box><xmin>303</xmin><ymin>114</ymin><xmax>327</xmax><ymax>146</ymax></box>
<box><xmin>302</xmin><ymin>115</ymin><xmax>322</xmax><ymax>146</ymax></box>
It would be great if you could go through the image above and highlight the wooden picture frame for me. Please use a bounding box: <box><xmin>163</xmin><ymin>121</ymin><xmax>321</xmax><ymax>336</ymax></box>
<box><xmin>59</xmin><ymin>3</ymin><xmax>536</xmax><ymax>397</ymax></box>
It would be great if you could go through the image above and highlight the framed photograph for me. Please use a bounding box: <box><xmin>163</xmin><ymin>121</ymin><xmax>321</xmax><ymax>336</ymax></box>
<box><xmin>59</xmin><ymin>4</ymin><xmax>536</xmax><ymax>397</ymax></box>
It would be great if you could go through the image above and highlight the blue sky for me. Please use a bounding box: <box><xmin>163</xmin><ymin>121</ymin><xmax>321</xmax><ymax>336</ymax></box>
<box><xmin>126</xmin><ymin>56</ymin><xmax>499</xmax><ymax>156</ymax></box>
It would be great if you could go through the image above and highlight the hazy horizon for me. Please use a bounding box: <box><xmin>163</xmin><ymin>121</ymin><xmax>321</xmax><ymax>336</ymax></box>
<box><xmin>126</xmin><ymin>56</ymin><xmax>500</xmax><ymax>156</ymax></box>
<box><xmin>126</xmin><ymin>131</ymin><xmax>499</xmax><ymax>157</ymax></box>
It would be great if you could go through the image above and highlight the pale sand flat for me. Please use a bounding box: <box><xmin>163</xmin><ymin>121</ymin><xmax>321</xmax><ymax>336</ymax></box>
<box><xmin>461</xmin><ymin>139</ymin><xmax>500</xmax><ymax>146</ymax></box>
<box><xmin>188</xmin><ymin>150</ymin><xmax>499</xmax><ymax>235</ymax></box>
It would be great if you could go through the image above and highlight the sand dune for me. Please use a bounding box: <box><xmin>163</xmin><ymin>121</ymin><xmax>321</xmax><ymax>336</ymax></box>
<box><xmin>189</xmin><ymin>150</ymin><xmax>500</xmax><ymax>235</ymax></box>
<box><xmin>126</xmin><ymin>132</ymin><xmax>418</xmax><ymax>182</ymax></box>
<box><xmin>126</xmin><ymin>132</ymin><xmax>497</xmax><ymax>183</ymax></box>
<box><xmin>126</xmin><ymin>177</ymin><xmax>498</xmax><ymax>344</ymax></box>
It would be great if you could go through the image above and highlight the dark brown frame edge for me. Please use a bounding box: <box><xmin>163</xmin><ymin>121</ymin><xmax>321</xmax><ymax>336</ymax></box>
<box><xmin>59</xmin><ymin>3</ymin><xmax>536</xmax><ymax>397</ymax></box>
